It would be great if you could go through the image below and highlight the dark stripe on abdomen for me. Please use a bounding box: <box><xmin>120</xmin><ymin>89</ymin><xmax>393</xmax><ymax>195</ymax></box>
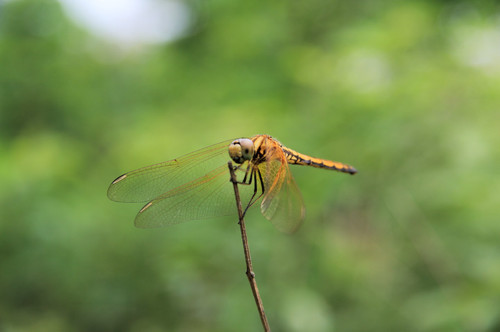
<box><xmin>284</xmin><ymin>148</ymin><xmax>357</xmax><ymax>174</ymax></box>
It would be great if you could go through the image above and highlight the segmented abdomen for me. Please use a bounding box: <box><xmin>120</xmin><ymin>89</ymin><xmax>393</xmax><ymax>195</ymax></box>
<box><xmin>283</xmin><ymin>147</ymin><xmax>357</xmax><ymax>174</ymax></box>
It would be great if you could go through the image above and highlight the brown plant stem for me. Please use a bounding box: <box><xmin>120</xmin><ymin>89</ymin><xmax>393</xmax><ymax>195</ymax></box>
<box><xmin>227</xmin><ymin>161</ymin><xmax>270</xmax><ymax>332</ymax></box>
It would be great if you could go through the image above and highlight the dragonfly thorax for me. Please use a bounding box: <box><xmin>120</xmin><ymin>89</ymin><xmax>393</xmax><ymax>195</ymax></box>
<box><xmin>228</xmin><ymin>138</ymin><xmax>255</xmax><ymax>164</ymax></box>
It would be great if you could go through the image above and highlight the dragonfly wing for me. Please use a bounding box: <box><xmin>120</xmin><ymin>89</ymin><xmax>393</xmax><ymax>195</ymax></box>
<box><xmin>260</xmin><ymin>159</ymin><xmax>305</xmax><ymax>233</ymax></box>
<box><xmin>134</xmin><ymin>163</ymin><xmax>256</xmax><ymax>228</ymax></box>
<box><xmin>107</xmin><ymin>139</ymin><xmax>234</xmax><ymax>203</ymax></box>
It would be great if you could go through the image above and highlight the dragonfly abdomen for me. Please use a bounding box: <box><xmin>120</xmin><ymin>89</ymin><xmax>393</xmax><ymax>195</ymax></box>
<box><xmin>283</xmin><ymin>148</ymin><xmax>357</xmax><ymax>174</ymax></box>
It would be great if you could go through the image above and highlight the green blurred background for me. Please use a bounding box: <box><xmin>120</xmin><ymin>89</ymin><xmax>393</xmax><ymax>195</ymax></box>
<box><xmin>1</xmin><ymin>0</ymin><xmax>499</xmax><ymax>331</ymax></box>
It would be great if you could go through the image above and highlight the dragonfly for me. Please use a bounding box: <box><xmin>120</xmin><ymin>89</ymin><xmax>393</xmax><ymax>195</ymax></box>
<box><xmin>107</xmin><ymin>134</ymin><xmax>357</xmax><ymax>233</ymax></box>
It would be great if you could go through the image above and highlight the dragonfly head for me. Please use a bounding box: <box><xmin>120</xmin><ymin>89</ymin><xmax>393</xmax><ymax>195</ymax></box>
<box><xmin>228</xmin><ymin>138</ymin><xmax>254</xmax><ymax>164</ymax></box>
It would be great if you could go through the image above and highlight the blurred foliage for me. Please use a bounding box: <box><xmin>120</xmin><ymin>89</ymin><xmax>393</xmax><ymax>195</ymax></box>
<box><xmin>1</xmin><ymin>0</ymin><xmax>500</xmax><ymax>331</ymax></box>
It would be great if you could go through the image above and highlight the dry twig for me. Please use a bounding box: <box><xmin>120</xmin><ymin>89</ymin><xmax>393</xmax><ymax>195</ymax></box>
<box><xmin>227</xmin><ymin>161</ymin><xmax>270</xmax><ymax>332</ymax></box>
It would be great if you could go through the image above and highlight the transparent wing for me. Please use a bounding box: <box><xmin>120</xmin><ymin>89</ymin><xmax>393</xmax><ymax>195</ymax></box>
<box><xmin>260</xmin><ymin>154</ymin><xmax>305</xmax><ymax>234</ymax></box>
<box><xmin>107</xmin><ymin>139</ymin><xmax>234</xmax><ymax>203</ymax></box>
<box><xmin>134</xmin><ymin>163</ymin><xmax>256</xmax><ymax>228</ymax></box>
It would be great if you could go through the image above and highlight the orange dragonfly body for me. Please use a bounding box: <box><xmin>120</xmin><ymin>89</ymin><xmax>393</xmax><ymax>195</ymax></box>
<box><xmin>108</xmin><ymin>135</ymin><xmax>357</xmax><ymax>233</ymax></box>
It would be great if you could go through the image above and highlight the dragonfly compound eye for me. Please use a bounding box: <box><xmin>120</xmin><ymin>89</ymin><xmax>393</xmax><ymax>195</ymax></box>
<box><xmin>228</xmin><ymin>138</ymin><xmax>255</xmax><ymax>164</ymax></box>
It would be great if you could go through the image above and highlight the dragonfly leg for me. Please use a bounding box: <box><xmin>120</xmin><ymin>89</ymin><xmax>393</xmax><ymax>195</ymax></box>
<box><xmin>242</xmin><ymin>169</ymin><xmax>265</xmax><ymax>218</ymax></box>
<box><xmin>233</xmin><ymin>163</ymin><xmax>253</xmax><ymax>186</ymax></box>
<box><xmin>241</xmin><ymin>163</ymin><xmax>251</xmax><ymax>184</ymax></box>
<box><xmin>254</xmin><ymin>168</ymin><xmax>265</xmax><ymax>202</ymax></box>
